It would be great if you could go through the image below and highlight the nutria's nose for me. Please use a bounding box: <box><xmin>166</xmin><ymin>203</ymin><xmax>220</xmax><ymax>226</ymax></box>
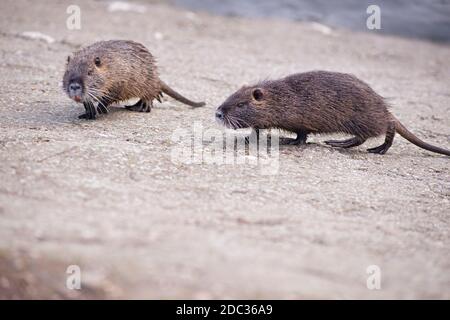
<box><xmin>68</xmin><ymin>81</ymin><xmax>83</xmax><ymax>101</ymax></box>
<box><xmin>69</xmin><ymin>82</ymin><xmax>82</xmax><ymax>92</ymax></box>
<box><xmin>215</xmin><ymin>111</ymin><xmax>224</xmax><ymax>120</ymax></box>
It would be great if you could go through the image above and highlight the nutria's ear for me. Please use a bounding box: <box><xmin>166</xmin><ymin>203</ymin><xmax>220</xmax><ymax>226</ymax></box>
<box><xmin>252</xmin><ymin>88</ymin><xmax>264</xmax><ymax>101</ymax></box>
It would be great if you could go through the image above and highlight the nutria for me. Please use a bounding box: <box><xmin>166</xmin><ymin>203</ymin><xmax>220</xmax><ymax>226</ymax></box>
<box><xmin>63</xmin><ymin>40</ymin><xmax>205</xmax><ymax>119</ymax></box>
<box><xmin>215</xmin><ymin>71</ymin><xmax>450</xmax><ymax>156</ymax></box>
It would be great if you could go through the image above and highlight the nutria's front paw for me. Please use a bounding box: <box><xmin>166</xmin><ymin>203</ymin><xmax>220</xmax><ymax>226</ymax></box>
<box><xmin>78</xmin><ymin>113</ymin><xmax>96</xmax><ymax>120</ymax></box>
<box><xmin>80</xmin><ymin>101</ymin><xmax>97</xmax><ymax>120</ymax></box>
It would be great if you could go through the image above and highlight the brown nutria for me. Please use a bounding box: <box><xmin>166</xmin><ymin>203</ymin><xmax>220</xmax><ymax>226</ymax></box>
<box><xmin>63</xmin><ymin>40</ymin><xmax>205</xmax><ymax>119</ymax></box>
<box><xmin>215</xmin><ymin>71</ymin><xmax>450</xmax><ymax>156</ymax></box>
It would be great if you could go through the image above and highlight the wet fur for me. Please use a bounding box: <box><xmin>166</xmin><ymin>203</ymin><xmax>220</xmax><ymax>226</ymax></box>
<box><xmin>63</xmin><ymin>40</ymin><xmax>204</xmax><ymax>119</ymax></box>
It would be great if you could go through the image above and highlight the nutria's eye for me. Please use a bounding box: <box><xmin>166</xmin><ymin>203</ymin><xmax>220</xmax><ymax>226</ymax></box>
<box><xmin>237</xmin><ymin>102</ymin><xmax>245</xmax><ymax>108</ymax></box>
<box><xmin>94</xmin><ymin>57</ymin><xmax>101</xmax><ymax>67</ymax></box>
<box><xmin>252</xmin><ymin>88</ymin><xmax>264</xmax><ymax>101</ymax></box>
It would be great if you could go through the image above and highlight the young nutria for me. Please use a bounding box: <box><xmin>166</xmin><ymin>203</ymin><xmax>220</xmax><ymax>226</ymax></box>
<box><xmin>215</xmin><ymin>71</ymin><xmax>450</xmax><ymax>156</ymax></box>
<box><xmin>63</xmin><ymin>40</ymin><xmax>205</xmax><ymax>119</ymax></box>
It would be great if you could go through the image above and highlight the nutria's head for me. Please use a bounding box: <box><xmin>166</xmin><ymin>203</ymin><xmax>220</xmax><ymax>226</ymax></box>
<box><xmin>216</xmin><ymin>86</ymin><xmax>271</xmax><ymax>129</ymax></box>
<box><xmin>63</xmin><ymin>46</ymin><xmax>109</xmax><ymax>104</ymax></box>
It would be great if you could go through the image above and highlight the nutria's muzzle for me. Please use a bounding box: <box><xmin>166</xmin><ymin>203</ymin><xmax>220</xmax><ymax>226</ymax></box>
<box><xmin>215</xmin><ymin>109</ymin><xmax>224</xmax><ymax>121</ymax></box>
<box><xmin>68</xmin><ymin>81</ymin><xmax>83</xmax><ymax>103</ymax></box>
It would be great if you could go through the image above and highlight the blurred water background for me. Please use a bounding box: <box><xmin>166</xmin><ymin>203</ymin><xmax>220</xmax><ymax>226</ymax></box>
<box><xmin>171</xmin><ymin>0</ymin><xmax>450</xmax><ymax>42</ymax></box>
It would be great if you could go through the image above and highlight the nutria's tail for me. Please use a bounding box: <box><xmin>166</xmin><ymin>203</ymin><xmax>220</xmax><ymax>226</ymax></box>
<box><xmin>392</xmin><ymin>116</ymin><xmax>450</xmax><ymax>156</ymax></box>
<box><xmin>160</xmin><ymin>81</ymin><xmax>205</xmax><ymax>108</ymax></box>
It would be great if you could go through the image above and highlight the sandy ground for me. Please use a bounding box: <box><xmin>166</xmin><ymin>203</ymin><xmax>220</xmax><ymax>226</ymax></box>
<box><xmin>0</xmin><ymin>0</ymin><xmax>449</xmax><ymax>299</ymax></box>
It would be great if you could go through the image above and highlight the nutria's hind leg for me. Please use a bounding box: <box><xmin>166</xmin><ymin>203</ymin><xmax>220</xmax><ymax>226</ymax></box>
<box><xmin>125</xmin><ymin>99</ymin><xmax>152</xmax><ymax>112</ymax></box>
<box><xmin>325</xmin><ymin>136</ymin><xmax>365</xmax><ymax>148</ymax></box>
<box><xmin>125</xmin><ymin>99</ymin><xmax>143</xmax><ymax>111</ymax></box>
<box><xmin>79</xmin><ymin>101</ymin><xmax>96</xmax><ymax>120</ymax></box>
<box><xmin>367</xmin><ymin>121</ymin><xmax>395</xmax><ymax>154</ymax></box>
<box><xmin>280</xmin><ymin>131</ymin><xmax>308</xmax><ymax>145</ymax></box>
<box><xmin>143</xmin><ymin>101</ymin><xmax>152</xmax><ymax>113</ymax></box>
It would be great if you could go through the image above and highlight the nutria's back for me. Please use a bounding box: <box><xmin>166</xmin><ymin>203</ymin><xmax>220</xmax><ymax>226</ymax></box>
<box><xmin>217</xmin><ymin>71</ymin><xmax>390</xmax><ymax>139</ymax></box>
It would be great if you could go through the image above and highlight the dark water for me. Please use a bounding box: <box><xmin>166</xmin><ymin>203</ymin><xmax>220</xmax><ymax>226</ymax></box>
<box><xmin>173</xmin><ymin>0</ymin><xmax>450</xmax><ymax>43</ymax></box>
